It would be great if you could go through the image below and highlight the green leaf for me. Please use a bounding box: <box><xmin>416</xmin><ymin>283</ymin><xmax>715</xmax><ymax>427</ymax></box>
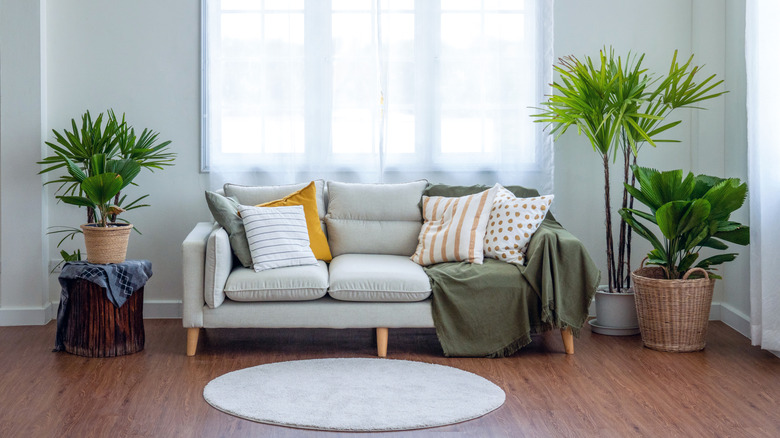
<box><xmin>682</xmin><ymin>225</ymin><xmax>709</xmax><ymax>252</ymax></box>
<box><xmin>81</xmin><ymin>173</ymin><xmax>124</xmax><ymax>205</ymax></box>
<box><xmin>696</xmin><ymin>253</ymin><xmax>737</xmax><ymax>269</ymax></box>
<box><xmin>678</xmin><ymin>252</ymin><xmax>699</xmax><ymax>273</ymax></box>
<box><xmin>90</xmin><ymin>153</ymin><xmax>106</xmax><ymax>175</ymax></box>
<box><xmin>623</xmin><ymin>207</ymin><xmax>657</xmax><ymax>224</ymax></box>
<box><xmin>624</xmin><ymin>183</ymin><xmax>655</xmax><ymax>213</ymax></box>
<box><xmin>716</xmin><ymin>221</ymin><xmax>744</xmax><ymax>232</ymax></box>
<box><xmin>692</xmin><ymin>174</ymin><xmax>721</xmax><ymax>198</ymax></box>
<box><xmin>646</xmin><ymin>120</ymin><xmax>682</xmax><ymax>139</ymax></box>
<box><xmin>106</xmin><ymin>159</ymin><xmax>141</xmax><ymax>189</ymax></box>
<box><xmin>715</xmin><ymin>225</ymin><xmax>750</xmax><ymax>246</ymax></box>
<box><xmin>61</xmin><ymin>156</ymin><xmax>88</xmax><ymax>183</ymax></box>
<box><xmin>655</xmin><ymin>199</ymin><xmax>710</xmax><ymax>240</ymax></box>
<box><xmin>60</xmin><ymin>249</ymin><xmax>82</xmax><ymax>262</ymax></box>
<box><xmin>699</xmin><ymin>237</ymin><xmax>729</xmax><ymax>250</ymax></box>
<box><xmin>57</xmin><ymin>195</ymin><xmax>96</xmax><ymax>209</ymax></box>
<box><xmin>654</xmin><ymin>169</ymin><xmax>695</xmax><ymax>204</ymax></box>
<box><xmin>619</xmin><ymin>208</ymin><xmax>665</xmax><ymax>254</ymax></box>
<box><xmin>631</xmin><ymin>166</ymin><xmax>665</xmax><ymax>210</ymax></box>
<box><xmin>703</xmin><ymin>178</ymin><xmax>747</xmax><ymax>221</ymax></box>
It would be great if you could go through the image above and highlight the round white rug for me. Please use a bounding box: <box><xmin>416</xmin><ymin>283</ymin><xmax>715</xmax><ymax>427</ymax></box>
<box><xmin>203</xmin><ymin>358</ymin><xmax>505</xmax><ymax>431</ymax></box>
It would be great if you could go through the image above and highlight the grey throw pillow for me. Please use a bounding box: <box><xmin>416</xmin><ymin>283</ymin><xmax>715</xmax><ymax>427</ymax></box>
<box><xmin>204</xmin><ymin>191</ymin><xmax>253</xmax><ymax>268</ymax></box>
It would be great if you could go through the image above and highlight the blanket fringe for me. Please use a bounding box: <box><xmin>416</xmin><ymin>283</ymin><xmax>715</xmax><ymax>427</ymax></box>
<box><xmin>486</xmin><ymin>333</ymin><xmax>533</xmax><ymax>358</ymax></box>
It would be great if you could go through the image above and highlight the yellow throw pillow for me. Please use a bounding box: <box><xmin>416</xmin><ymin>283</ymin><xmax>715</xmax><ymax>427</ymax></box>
<box><xmin>259</xmin><ymin>181</ymin><xmax>333</xmax><ymax>262</ymax></box>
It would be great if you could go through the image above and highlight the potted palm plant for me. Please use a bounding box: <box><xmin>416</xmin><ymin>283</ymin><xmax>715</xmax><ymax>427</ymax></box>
<box><xmin>619</xmin><ymin>166</ymin><xmax>749</xmax><ymax>351</ymax></box>
<box><xmin>39</xmin><ymin>110</ymin><xmax>175</xmax><ymax>264</ymax></box>
<box><xmin>534</xmin><ymin>48</ymin><xmax>725</xmax><ymax>334</ymax></box>
<box><xmin>60</xmin><ymin>155</ymin><xmax>140</xmax><ymax>263</ymax></box>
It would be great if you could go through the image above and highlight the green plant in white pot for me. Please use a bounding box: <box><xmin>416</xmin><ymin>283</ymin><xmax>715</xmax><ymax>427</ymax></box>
<box><xmin>619</xmin><ymin>166</ymin><xmax>749</xmax><ymax>351</ymax></box>
<box><xmin>534</xmin><ymin>48</ymin><xmax>725</xmax><ymax>334</ymax></box>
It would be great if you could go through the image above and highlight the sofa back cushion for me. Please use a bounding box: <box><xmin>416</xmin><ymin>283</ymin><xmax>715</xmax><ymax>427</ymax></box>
<box><xmin>424</xmin><ymin>183</ymin><xmax>540</xmax><ymax>199</ymax></box>
<box><xmin>224</xmin><ymin>180</ymin><xmax>326</xmax><ymax>221</ymax></box>
<box><xmin>325</xmin><ymin>180</ymin><xmax>427</xmax><ymax>256</ymax></box>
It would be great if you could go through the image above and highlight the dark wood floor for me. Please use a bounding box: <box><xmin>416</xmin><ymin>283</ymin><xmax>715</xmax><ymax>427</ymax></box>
<box><xmin>0</xmin><ymin>320</ymin><xmax>777</xmax><ymax>437</ymax></box>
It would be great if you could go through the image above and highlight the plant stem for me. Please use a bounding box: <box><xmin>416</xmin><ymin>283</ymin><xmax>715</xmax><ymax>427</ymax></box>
<box><xmin>626</xmin><ymin>153</ymin><xmax>637</xmax><ymax>288</ymax></box>
<box><xmin>617</xmin><ymin>138</ymin><xmax>631</xmax><ymax>293</ymax></box>
<box><xmin>603</xmin><ymin>154</ymin><xmax>616</xmax><ymax>293</ymax></box>
<box><xmin>111</xmin><ymin>191</ymin><xmax>121</xmax><ymax>223</ymax></box>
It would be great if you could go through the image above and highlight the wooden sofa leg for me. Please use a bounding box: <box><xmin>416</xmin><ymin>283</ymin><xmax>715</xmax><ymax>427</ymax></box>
<box><xmin>186</xmin><ymin>327</ymin><xmax>200</xmax><ymax>356</ymax></box>
<box><xmin>560</xmin><ymin>327</ymin><xmax>574</xmax><ymax>355</ymax></box>
<box><xmin>376</xmin><ymin>328</ymin><xmax>388</xmax><ymax>358</ymax></box>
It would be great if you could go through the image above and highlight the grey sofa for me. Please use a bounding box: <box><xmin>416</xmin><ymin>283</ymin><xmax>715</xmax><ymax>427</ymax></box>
<box><xmin>182</xmin><ymin>180</ymin><xmax>576</xmax><ymax>357</ymax></box>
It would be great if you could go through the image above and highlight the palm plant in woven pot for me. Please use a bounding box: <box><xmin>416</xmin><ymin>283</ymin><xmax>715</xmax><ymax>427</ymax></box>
<box><xmin>40</xmin><ymin>110</ymin><xmax>175</xmax><ymax>264</ymax></box>
<box><xmin>62</xmin><ymin>154</ymin><xmax>141</xmax><ymax>263</ymax></box>
<box><xmin>619</xmin><ymin>166</ymin><xmax>749</xmax><ymax>352</ymax></box>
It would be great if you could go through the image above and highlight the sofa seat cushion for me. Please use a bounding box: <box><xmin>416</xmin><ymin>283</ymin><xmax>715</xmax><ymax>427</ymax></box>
<box><xmin>328</xmin><ymin>254</ymin><xmax>432</xmax><ymax>302</ymax></box>
<box><xmin>224</xmin><ymin>261</ymin><xmax>328</xmax><ymax>302</ymax></box>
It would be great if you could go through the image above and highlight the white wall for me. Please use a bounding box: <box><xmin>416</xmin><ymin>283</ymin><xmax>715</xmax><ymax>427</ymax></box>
<box><xmin>0</xmin><ymin>0</ymin><xmax>750</xmax><ymax>329</ymax></box>
<box><xmin>553</xmin><ymin>0</ymin><xmax>749</xmax><ymax>333</ymax></box>
<box><xmin>44</xmin><ymin>0</ymin><xmax>207</xmax><ymax>316</ymax></box>
<box><xmin>0</xmin><ymin>0</ymin><xmax>50</xmax><ymax>325</ymax></box>
<box><xmin>722</xmin><ymin>0</ymin><xmax>750</xmax><ymax>332</ymax></box>
<box><xmin>553</xmin><ymin>0</ymin><xmax>695</xmax><ymax>282</ymax></box>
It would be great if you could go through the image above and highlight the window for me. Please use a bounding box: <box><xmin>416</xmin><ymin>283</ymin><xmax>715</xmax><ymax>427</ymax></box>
<box><xmin>203</xmin><ymin>0</ymin><xmax>552</xmax><ymax>190</ymax></box>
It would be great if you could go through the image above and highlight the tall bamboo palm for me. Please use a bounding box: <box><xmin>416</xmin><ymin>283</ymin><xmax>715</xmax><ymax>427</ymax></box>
<box><xmin>534</xmin><ymin>48</ymin><xmax>725</xmax><ymax>293</ymax></box>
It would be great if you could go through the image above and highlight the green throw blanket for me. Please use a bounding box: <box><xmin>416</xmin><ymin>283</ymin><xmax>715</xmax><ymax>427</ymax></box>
<box><xmin>422</xmin><ymin>184</ymin><xmax>600</xmax><ymax>357</ymax></box>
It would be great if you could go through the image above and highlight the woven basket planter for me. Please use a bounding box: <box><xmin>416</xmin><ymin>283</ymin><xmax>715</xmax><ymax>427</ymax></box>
<box><xmin>631</xmin><ymin>266</ymin><xmax>715</xmax><ymax>352</ymax></box>
<box><xmin>80</xmin><ymin>223</ymin><xmax>133</xmax><ymax>264</ymax></box>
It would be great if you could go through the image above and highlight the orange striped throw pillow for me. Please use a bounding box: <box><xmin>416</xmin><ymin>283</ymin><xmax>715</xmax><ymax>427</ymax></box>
<box><xmin>411</xmin><ymin>184</ymin><xmax>499</xmax><ymax>266</ymax></box>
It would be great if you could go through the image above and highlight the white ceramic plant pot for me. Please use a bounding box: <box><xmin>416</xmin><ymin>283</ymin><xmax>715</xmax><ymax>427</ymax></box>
<box><xmin>589</xmin><ymin>286</ymin><xmax>640</xmax><ymax>336</ymax></box>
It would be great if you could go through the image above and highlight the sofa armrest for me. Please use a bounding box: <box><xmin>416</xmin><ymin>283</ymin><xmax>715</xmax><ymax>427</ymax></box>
<box><xmin>182</xmin><ymin>222</ymin><xmax>218</xmax><ymax>328</ymax></box>
<box><xmin>205</xmin><ymin>226</ymin><xmax>233</xmax><ymax>308</ymax></box>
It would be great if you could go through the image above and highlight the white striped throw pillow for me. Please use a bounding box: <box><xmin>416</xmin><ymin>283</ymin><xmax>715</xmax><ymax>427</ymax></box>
<box><xmin>411</xmin><ymin>184</ymin><xmax>499</xmax><ymax>266</ymax></box>
<box><xmin>237</xmin><ymin>205</ymin><xmax>318</xmax><ymax>272</ymax></box>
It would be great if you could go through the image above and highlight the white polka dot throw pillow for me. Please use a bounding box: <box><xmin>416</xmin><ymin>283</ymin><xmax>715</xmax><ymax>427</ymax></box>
<box><xmin>483</xmin><ymin>186</ymin><xmax>554</xmax><ymax>265</ymax></box>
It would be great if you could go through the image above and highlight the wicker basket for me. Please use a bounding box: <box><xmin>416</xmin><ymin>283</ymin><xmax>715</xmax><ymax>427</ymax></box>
<box><xmin>631</xmin><ymin>265</ymin><xmax>715</xmax><ymax>352</ymax></box>
<box><xmin>80</xmin><ymin>223</ymin><xmax>133</xmax><ymax>264</ymax></box>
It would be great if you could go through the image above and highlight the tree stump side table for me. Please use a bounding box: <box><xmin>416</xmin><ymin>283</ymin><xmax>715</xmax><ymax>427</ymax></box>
<box><xmin>61</xmin><ymin>278</ymin><xmax>145</xmax><ymax>357</ymax></box>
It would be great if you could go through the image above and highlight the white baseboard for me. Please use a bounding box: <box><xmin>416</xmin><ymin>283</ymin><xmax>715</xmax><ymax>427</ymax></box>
<box><xmin>0</xmin><ymin>301</ymin><xmax>55</xmax><ymax>326</ymax></box>
<box><xmin>0</xmin><ymin>300</ymin><xmax>181</xmax><ymax>326</ymax></box>
<box><xmin>0</xmin><ymin>299</ymin><xmax>755</xmax><ymax>332</ymax></box>
<box><xmin>143</xmin><ymin>300</ymin><xmax>182</xmax><ymax>319</ymax></box>
<box><xmin>588</xmin><ymin>300</ymin><xmax>751</xmax><ymax>339</ymax></box>
<box><xmin>46</xmin><ymin>301</ymin><xmax>57</xmax><ymax>321</ymax></box>
<box><xmin>710</xmin><ymin>301</ymin><xmax>751</xmax><ymax>338</ymax></box>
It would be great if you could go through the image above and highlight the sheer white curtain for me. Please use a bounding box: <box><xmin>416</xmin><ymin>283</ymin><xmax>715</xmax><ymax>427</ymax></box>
<box><xmin>746</xmin><ymin>0</ymin><xmax>780</xmax><ymax>352</ymax></box>
<box><xmin>203</xmin><ymin>0</ymin><xmax>553</xmax><ymax>192</ymax></box>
